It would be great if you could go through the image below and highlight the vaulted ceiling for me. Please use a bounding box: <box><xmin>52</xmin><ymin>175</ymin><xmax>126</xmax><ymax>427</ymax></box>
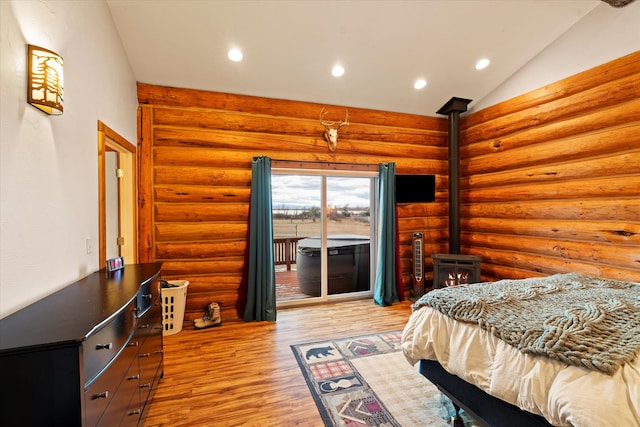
<box><xmin>107</xmin><ymin>0</ymin><xmax>618</xmax><ymax>116</ymax></box>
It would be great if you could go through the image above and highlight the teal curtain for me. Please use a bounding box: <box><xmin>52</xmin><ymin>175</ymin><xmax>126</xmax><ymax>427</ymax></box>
<box><xmin>374</xmin><ymin>162</ymin><xmax>399</xmax><ymax>306</ymax></box>
<box><xmin>242</xmin><ymin>156</ymin><xmax>277</xmax><ymax>321</ymax></box>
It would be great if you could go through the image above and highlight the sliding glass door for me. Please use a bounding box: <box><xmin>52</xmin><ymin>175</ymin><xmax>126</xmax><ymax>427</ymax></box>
<box><xmin>272</xmin><ymin>174</ymin><xmax>322</xmax><ymax>302</ymax></box>
<box><xmin>272</xmin><ymin>170</ymin><xmax>377</xmax><ymax>306</ymax></box>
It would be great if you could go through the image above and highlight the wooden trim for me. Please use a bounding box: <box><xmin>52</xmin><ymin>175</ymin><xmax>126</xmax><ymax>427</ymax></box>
<box><xmin>138</xmin><ymin>106</ymin><xmax>154</xmax><ymax>263</ymax></box>
<box><xmin>98</xmin><ymin>121</ymin><xmax>136</xmax><ymax>152</ymax></box>
<box><xmin>97</xmin><ymin>127</ymin><xmax>106</xmax><ymax>268</ymax></box>
<box><xmin>97</xmin><ymin>121</ymin><xmax>138</xmax><ymax>268</ymax></box>
<box><xmin>271</xmin><ymin>159</ymin><xmax>379</xmax><ymax>172</ymax></box>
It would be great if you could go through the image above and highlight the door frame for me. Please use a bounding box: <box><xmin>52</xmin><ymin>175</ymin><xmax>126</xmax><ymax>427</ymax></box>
<box><xmin>97</xmin><ymin>121</ymin><xmax>137</xmax><ymax>269</ymax></box>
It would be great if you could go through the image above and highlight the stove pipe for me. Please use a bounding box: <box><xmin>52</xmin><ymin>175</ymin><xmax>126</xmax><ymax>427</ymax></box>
<box><xmin>436</xmin><ymin>97</ymin><xmax>472</xmax><ymax>255</ymax></box>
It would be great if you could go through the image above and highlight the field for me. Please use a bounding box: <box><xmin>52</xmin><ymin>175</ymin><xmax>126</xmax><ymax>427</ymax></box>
<box><xmin>273</xmin><ymin>217</ymin><xmax>371</xmax><ymax>238</ymax></box>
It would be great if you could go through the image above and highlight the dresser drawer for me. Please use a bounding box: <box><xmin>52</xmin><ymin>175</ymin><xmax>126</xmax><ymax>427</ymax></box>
<box><xmin>139</xmin><ymin>329</ymin><xmax>163</xmax><ymax>388</ymax></box>
<box><xmin>96</xmin><ymin>354</ymin><xmax>141</xmax><ymax>427</ymax></box>
<box><xmin>137</xmin><ymin>276</ymin><xmax>160</xmax><ymax>316</ymax></box>
<box><xmin>84</xmin><ymin>299</ymin><xmax>136</xmax><ymax>384</ymax></box>
<box><xmin>139</xmin><ymin>303</ymin><xmax>163</xmax><ymax>405</ymax></box>
<box><xmin>85</xmin><ymin>341</ymin><xmax>137</xmax><ymax>426</ymax></box>
<box><xmin>136</xmin><ymin>303</ymin><xmax>162</xmax><ymax>343</ymax></box>
<box><xmin>121</xmin><ymin>390</ymin><xmax>144</xmax><ymax>427</ymax></box>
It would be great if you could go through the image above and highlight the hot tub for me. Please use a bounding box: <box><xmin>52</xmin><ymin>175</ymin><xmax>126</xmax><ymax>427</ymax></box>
<box><xmin>296</xmin><ymin>235</ymin><xmax>370</xmax><ymax>296</ymax></box>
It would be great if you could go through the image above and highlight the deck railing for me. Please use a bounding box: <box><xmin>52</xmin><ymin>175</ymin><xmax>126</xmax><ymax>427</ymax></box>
<box><xmin>274</xmin><ymin>237</ymin><xmax>304</xmax><ymax>270</ymax></box>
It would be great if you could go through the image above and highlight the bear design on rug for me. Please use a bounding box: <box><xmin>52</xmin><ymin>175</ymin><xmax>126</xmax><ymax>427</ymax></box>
<box><xmin>306</xmin><ymin>346</ymin><xmax>334</xmax><ymax>360</ymax></box>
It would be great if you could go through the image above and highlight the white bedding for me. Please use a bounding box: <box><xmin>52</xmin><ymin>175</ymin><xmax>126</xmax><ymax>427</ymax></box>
<box><xmin>401</xmin><ymin>305</ymin><xmax>640</xmax><ymax>427</ymax></box>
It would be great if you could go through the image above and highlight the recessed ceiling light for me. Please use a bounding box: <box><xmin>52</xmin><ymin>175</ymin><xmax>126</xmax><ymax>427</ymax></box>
<box><xmin>332</xmin><ymin>65</ymin><xmax>345</xmax><ymax>77</ymax></box>
<box><xmin>414</xmin><ymin>79</ymin><xmax>427</xmax><ymax>89</ymax></box>
<box><xmin>228</xmin><ymin>48</ymin><xmax>243</xmax><ymax>62</ymax></box>
<box><xmin>475</xmin><ymin>58</ymin><xmax>490</xmax><ymax>70</ymax></box>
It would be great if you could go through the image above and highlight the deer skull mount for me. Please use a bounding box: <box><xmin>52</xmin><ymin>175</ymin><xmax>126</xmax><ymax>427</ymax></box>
<box><xmin>320</xmin><ymin>108</ymin><xmax>349</xmax><ymax>151</ymax></box>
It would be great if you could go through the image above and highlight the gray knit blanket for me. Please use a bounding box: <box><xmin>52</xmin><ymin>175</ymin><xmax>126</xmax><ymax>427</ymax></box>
<box><xmin>413</xmin><ymin>273</ymin><xmax>640</xmax><ymax>375</ymax></box>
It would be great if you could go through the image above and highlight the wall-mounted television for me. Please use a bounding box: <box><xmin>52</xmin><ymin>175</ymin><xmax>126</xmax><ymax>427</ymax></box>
<box><xmin>395</xmin><ymin>174</ymin><xmax>436</xmax><ymax>204</ymax></box>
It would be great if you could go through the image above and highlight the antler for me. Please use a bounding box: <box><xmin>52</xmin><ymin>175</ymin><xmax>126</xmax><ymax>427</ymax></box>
<box><xmin>320</xmin><ymin>108</ymin><xmax>349</xmax><ymax>128</ymax></box>
<box><xmin>337</xmin><ymin>110</ymin><xmax>349</xmax><ymax>129</ymax></box>
<box><xmin>319</xmin><ymin>108</ymin><xmax>349</xmax><ymax>152</ymax></box>
<box><xmin>320</xmin><ymin>108</ymin><xmax>334</xmax><ymax>126</ymax></box>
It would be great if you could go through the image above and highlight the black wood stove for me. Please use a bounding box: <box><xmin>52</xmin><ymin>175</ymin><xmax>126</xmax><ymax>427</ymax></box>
<box><xmin>432</xmin><ymin>253</ymin><xmax>482</xmax><ymax>288</ymax></box>
<box><xmin>432</xmin><ymin>97</ymin><xmax>482</xmax><ymax>289</ymax></box>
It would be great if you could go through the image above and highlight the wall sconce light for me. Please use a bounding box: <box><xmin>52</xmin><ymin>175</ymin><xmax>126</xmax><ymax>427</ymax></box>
<box><xmin>27</xmin><ymin>44</ymin><xmax>64</xmax><ymax>115</ymax></box>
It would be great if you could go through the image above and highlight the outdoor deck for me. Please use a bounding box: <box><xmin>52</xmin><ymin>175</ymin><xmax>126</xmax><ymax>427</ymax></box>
<box><xmin>274</xmin><ymin>237</ymin><xmax>312</xmax><ymax>301</ymax></box>
<box><xmin>275</xmin><ymin>267</ymin><xmax>312</xmax><ymax>301</ymax></box>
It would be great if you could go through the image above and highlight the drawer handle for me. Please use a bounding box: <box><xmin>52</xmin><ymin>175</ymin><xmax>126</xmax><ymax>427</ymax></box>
<box><xmin>154</xmin><ymin>350</ymin><xmax>164</xmax><ymax>355</ymax></box>
<box><xmin>139</xmin><ymin>324</ymin><xmax>150</xmax><ymax>329</ymax></box>
<box><xmin>140</xmin><ymin>383</ymin><xmax>151</xmax><ymax>389</ymax></box>
<box><xmin>127</xmin><ymin>374</ymin><xmax>140</xmax><ymax>381</ymax></box>
<box><xmin>142</xmin><ymin>293</ymin><xmax>153</xmax><ymax>299</ymax></box>
<box><xmin>128</xmin><ymin>341</ymin><xmax>139</xmax><ymax>347</ymax></box>
<box><xmin>95</xmin><ymin>343</ymin><xmax>113</xmax><ymax>350</ymax></box>
<box><xmin>140</xmin><ymin>353</ymin><xmax>150</xmax><ymax>358</ymax></box>
<box><xmin>128</xmin><ymin>409</ymin><xmax>141</xmax><ymax>416</ymax></box>
<box><xmin>91</xmin><ymin>391</ymin><xmax>109</xmax><ymax>400</ymax></box>
<box><xmin>134</xmin><ymin>307</ymin><xmax>141</xmax><ymax>313</ymax></box>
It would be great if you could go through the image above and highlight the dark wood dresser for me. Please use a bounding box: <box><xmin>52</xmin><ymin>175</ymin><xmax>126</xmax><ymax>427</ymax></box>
<box><xmin>0</xmin><ymin>263</ymin><xmax>163</xmax><ymax>426</ymax></box>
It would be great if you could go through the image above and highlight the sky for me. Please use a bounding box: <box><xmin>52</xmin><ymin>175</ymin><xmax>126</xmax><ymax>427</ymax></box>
<box><xmin>271</xmin><ymin>174</ymin><xmax>372</xmax><ymax>210</ymax></box>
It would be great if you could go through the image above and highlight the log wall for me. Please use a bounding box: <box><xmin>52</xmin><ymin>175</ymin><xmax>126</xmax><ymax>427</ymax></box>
<box><xmin>138</xmin><ymin>51</ymin><xmax>640</xmax><ymax>321</ymax></box>
<box><xmin>137</xmin><ymin>85</ymin><xmax>449</xmax><ymax>320</ymax></box>
<box><xmin>460</xmin><ymin>51</ymin><xmax>640</xmax><ymax>283</ymax></box>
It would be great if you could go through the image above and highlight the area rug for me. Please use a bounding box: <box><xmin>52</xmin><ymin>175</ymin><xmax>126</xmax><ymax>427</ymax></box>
<box><xmin>291</xmin><ymin>331</ymin><xmax>479</xmax><ymax>427</ymax></box>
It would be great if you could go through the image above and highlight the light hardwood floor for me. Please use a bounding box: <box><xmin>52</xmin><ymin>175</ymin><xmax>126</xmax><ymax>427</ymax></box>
<box><xmin>142</xmin><ymin>298</ymin><xmax>414</xmax><ymax>426</ymax></box>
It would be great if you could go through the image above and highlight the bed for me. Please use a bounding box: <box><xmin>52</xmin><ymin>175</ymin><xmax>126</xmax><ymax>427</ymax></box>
<box><xmin>401</xmin><ymin>273</ymin><xmax>640</xmax><ymax>427</ymax></box>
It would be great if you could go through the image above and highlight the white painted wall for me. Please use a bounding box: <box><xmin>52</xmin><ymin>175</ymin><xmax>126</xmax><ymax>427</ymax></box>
<box><xmin>0</xmin><ymin>0</ymin><xmax>137</xmax><ymax>318</ymax></box>
<box><xmin>472</xmin><ymin>1</ymin><xmax>640</xmax><ymax>112</ymax></box>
